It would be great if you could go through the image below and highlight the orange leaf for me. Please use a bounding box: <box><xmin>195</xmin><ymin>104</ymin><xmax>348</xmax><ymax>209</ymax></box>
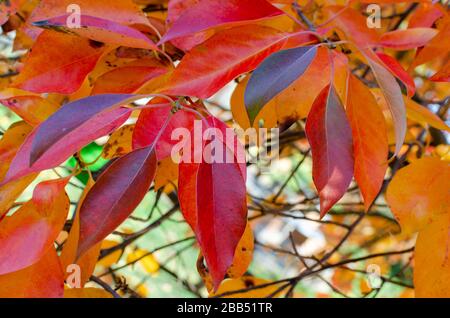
<box><xmin>64</xmin><ymin>288</ymin><xmax>113</xmax><ymax>298</ymax></box>
<box><xmin>0</xmin><ymin>94</ymin><xmax>60</xmax><ymax>126</ymax></box>
<box><xmin>414</xmin><ymin>213</ymin><xmax>450</xmax><ymax>297</ymax></box>
<box><xmin>404</xmin><ymin>97</ymin><xmax>450</xmax><ymax>131</ymax></box>
<box><xmin>0</xmin><ymin>178</ymin><xmax>69</xmax><ymax>275</ymax></box>
<box><xmin>13</xmin><ymin>30</ymin><xmax>107</xmax><ymax>94</ymax></box>
<box><xmin>60</xmin><ymin>178</ymin><xmax>102</xmax><ymax>286</ymax></box>
<box><xmin>386</xmin><ymin>157</ymin><xmax>449</xmax><ymax>234</ymax></box>
<box><xmin>227</xmin><ymin>222</ymin><xmax>254</xmax><ymax>278</ymax></box>
<box><xmin>0</xmin><ymin>247</ymin><xmax>64</xmax><ymax>298</ymax></box>
<box><xmin>347</xmin><ymin>75</ymin><xmax>388</xmax><ymax>211</ymax></box>
<box><xmin>154</xmin><ymin>157</ymin><xmax>179</xmax><ymax>191</ymax></box>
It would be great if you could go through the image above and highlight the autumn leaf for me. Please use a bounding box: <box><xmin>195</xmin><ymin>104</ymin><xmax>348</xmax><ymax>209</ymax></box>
<box><xmin>0</xmin><ymin>0</ymin><xmax>448</xmax><ymax>299</ymax></box>
<box><xmin>305</xmin><ymin>85</ymin><xmax>354</xmax><ymax>217</ymax></box>
<box><xmin>60</xmin><ymin>177</ymin><xmax>102</xmax><ymax>286</ymax></box>
<box><xmin>404</xmin><ymin>97</ymin><xmax>450</xmax><ymax>132</ymax></box>
<box><xmin>102</xmin><ymin>124</ymin><xmax>135</xmax><ymax>160</ymax></box>
<box><xmin>0</xmin><ymin>0</ymin><xmax>23</xmax><ymax>25</ymax></box>
<box><xmin>30</xmin><ymin>0</ymin><xmax>150</xmax><ymax>29</ymax></box>
<box><xmin>12</xmin><ymin>31</ymin><xmax>107</xmax><ymax>94</ymax></box>
<box><xmin>227</xmin><ymin>222</ymin><xmax>254</xmax><ymax>278</ymax></box>
<box><xmin>133</xmin><ymin>99</ymin><xmax>196</xmax><ymax>160</ymax></box>
<box><xmin>414</xmin><ymin>213</ymin><xmax>450</xmax><ymax>298</ymax></box>
<box><xmin>2</xmin><ymin>104</ymin><xmax>131</xmax><ymax>185</ymax></box>
<box><xmin>0</xmin><ymin>121</ymin><xmax>35</xmax><ymax>217</ymax></box>
<box><xmin>178</xmin><ymin>116</ymin><xmax>247</xmax><ymax>289</ymax></box>
<box><xmin>0</xmin><ymin>89</ymin><xmax>59</xmax><ymax>125</ymax></box>
<box><xmin>376</xmin><ymin>52</ymin><xmax>415</xmax><ymax>98</ymax></box>
<box><xmin>0</xmin><ymin>248</ymin><xmax>64</xmax><ymax>298</ymax></box>
<box><xmin>29</xmin><ymin>94</ymin><xmax>138</xmax><ymax>164</ymax></box>
<box><xmin>379</xmin><ymin>28</ymin><xmax>438</xmax><ymax>50</ymax></box>
<box><xmin>160</xmin><ymin>0</ymin><xmax>284</xmax><ymax>44</ymax></box>
<box><xmin>365</xmin><ymin>52</ymin><xmax>406</xmax><ymax>156</ymax></box>
<box><xmin>91</xmin><ymin>59</ymin><xmax>169</xmax><ymax>95</ymax></box>
<box><xmin>245</xmin><ymin>45</ymin><xmax>317</xmax><ymax>124</ymax></box>
<box><xmin>77</xmin><ymin>146</ymin><xmax>157</xmax><ymax>257</ymax></box>
<box><xmin>346</xmin><ymin>75</ymin><xmax>388</xmax><ymax>211</ymax></box>
<box><xmin>33</xmin><ymin>15</ymin><xmax>158</xmax><ymax>50</ymax></box>
<box><xmin>0</xmin><ymin>178</ymin><xmax>69</xmax><ymax>275</ymax></box>
<box><xmin>386</xmin><ymin>157</ymin><xmax>449</xmax><ymax>234</ymax></box>
<box><xmin>161</xmin><ymin>25</ymin><xmax>288</xmax><ymax>98</ymax></box>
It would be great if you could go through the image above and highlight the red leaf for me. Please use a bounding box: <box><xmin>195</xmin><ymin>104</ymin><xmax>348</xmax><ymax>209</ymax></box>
<box><xmin>162</xmin><ymin>25</ymin><xmax>287</xmax><ymax>98</ymax></box>
<box><xmin>33</xmin><ymin>15</ymin><xmax>159</xmax><ymax>50</ymax></box>
<box><xmin>376</xmin><ymin>52</ymin><xmax>415</xmax><ymax>97</ymax></box>
<box><xmin>160</xmin><ymin>0</ymin><xmax>283</xmax><ymax>44</ymax></box>
<box><xmin>178</xmin><ymin>116</ymin><xmax>247</xmax><ymax>289</ymax></box>
<box><xmin>305</xmin><ymin>85</ymin><xmax>354</xmax><ymax>217</ymax></box>
<box><xmin>0</xmin><ymin>178</ymin><xmax>69</xmax><ymax>275</ymax></box>
<box><xmin>13</xmin><ymin>31</ymin><xmax>106</xmax><ymax>94</ymax></box>
<box><xmin>77</xmin><ymin>147</ymin><xmax>157</xmax><ymax>257</ymax></box>
<box><xmin>346</xmin><ymin>75</ymin><xmax>388</xmax><ymax>210</ymax></box>
<box><xmin>132</xmin><ymin>100</ymin><xmax>196</xmax><ymax>160</ymax></box>
<box><xmin>2</xmin><ymin>107</ymin><xmax>131</xmax><ymax>185</ymax></box>
<box><xmin>0</xmin><ymin>248</ymin><xmax>64</xmax><ymax>298</ymax></box>
<box><xmin>165</xmin><ymin>0</ymin><xmax>211</xmax><ymax>51</ymax></box>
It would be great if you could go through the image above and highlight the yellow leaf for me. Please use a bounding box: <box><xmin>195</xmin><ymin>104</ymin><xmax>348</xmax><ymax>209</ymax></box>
<box><xmin>404</xmin><ymin>97</ymin><xmax>450</xmax><ymax>132</ymax></box>
<box><xmin>127</xmin><ymin>249</ymin><xmax>160</xmax><ymax>274</ymax></box>
<box><xmin>154</xmin><ymin>157</ymin><xmax>179</xmax><ymax>191</ymax></box>
<box><xmin>102</xmin><ymin>124</ymin><xmax>134</xmax><ymax>159</ymax></box>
